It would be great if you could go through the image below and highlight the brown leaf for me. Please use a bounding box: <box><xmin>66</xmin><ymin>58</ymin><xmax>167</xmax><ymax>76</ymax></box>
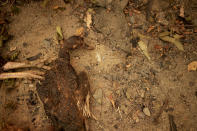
<box><xmin>133</xmin><ymin>9</ymin><xmax>141</xmax><ymax>14</ymax></box>
<box><xmin>53</xmin><ymin>6</ymin><xmax>66</xmax><ymax>11</ymax></box>
<box><xmin>53</xmin><ymin>6</ymin><xmax>59</xmax><ymax>9</ymax></box>
<box><xmin>159</xmin><ymin>36</ymin><xmax>184</xmax><ymax>51</ymax></box>
<box><xmin>147</xmin><ymin>26</ymin><xmax>155</xmax><ymax>33</ymax></box>
<box><xmin>138</xmin><ymin>40</ymin><xmax>151</xmax><ymax>60</ymax></box>
<box><xmin>56</xmin><ymin>26</ymin><xmax>63</xmax><ymax>40</ymax></box>
<box><xmin>188</xmin><ymin>61</ymin><xmax>197</xmax><ymax>71</ymax></box>
<box><xmin>75</xmin><ymin>27</ymin><xmax>84</xmax><ymax>36</ymax></box>
<box><xmin>154</xmin><ymin>45</ymin><xmax>162</xmax><ymax>50</ymax></box>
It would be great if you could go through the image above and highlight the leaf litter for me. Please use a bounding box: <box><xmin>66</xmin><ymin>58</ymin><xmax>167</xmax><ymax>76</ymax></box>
<box><xmin>56</xmin><ymin>26</ymin><xmax>64</xmax><ymax>41</ymax></box>
<box><xmin>159</xmin><ymin>31</ymin><xmax>184</xmax><ymax>51</ymax></box>
<box><xmin>138</xmin><ymin>40</ymin><xmax>151</xmax><ymax>60</ymax></box>
<box><xmin>188</xmin><ymin>61</ymin><xmax>197</xmax><ymax>71</ymax></box>
<box><xmin>143</xmin><ymin>107</ymin><xmax>151</xmax><ymax>116</ymax></box>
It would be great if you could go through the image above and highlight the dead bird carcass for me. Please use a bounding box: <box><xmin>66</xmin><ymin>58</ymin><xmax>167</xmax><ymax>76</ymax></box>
<box><xmin>36</xmin><ymin>36</ymin><xmax>93</xmax><ymax>131</ymax></box>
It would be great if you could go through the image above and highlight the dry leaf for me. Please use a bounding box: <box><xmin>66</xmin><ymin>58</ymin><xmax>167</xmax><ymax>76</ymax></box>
<box><xmin>184</xmin><ymin>32</ymin><xmax>192</xmax><ymax>35</ymax></box>
<box><xmin>160</xmin><ymin>36</ymin><xmax>184</xmax><ymax>51</ymax></box>
<box><xmin>76</xmin><ymin>27</ymin><xmax>84</xmax><ymax>36</ymax></box>
<box><xmin>159</xmin><ymin>31</ymin><xmax>170</xmax><ymax>37</ymax></box>
<box><xmin>143</xmin><ymin>107</ymin><xmax>151</xmax><ymax>116</ymax></box>
<box><xmin>147</xmin><ymin>26</ymin><xmax>155</xmax><ymax>33</ymax></box>
<box><xmin>53</xmin><ymin>6</ymin><xmax>66</xmax><ymax>11</ymax></box>
<box><xmin>133</xmin><ymin>9</ymin><xmax>141</xmax><ymax>14</ymax></box>
<box><xmin>188</xmin><ymin>61</ymin><xmax>197</xmax><ymax>71</ymax></box>
<box><xmin>126</xmin><ymin>64</ymin><xmax>131</xmax><ymax>68</ymax></box>
<box><xmin>56</xmin><ymin>26</ymin><xmax>63</xmax><ymax>40</ymax></box>
<box><xmin>173</xmin><ymin>34</ymin><xmax>183</xmax><ymax>39</ymax></box>
<box><xmin>154</xmin><ymin>44</ymin><xmax>162</xmax><ymax>50</ymax></box>
<box><xmin>53</xmin><ymin>6</ymin><xmax>59</xmax><ymax>9</ymax></box>
<box><xmin>10</xmin><ymin>46</ymin><xmax>16</xmax><ymax>51</ymax></box>
<box><xmin>42</xmin><ymin>0</ymin><xmax>50</xmax><ymax>7</ymax></box>
<box><xmin>133</xmin><ymin>30</ymin><xmax>151</xmax><ymax>39</ymax></box>
<box><xmin>138</xmin><ymin>40</ymin><xmax>151</xmax><ymax>60</ymax></box>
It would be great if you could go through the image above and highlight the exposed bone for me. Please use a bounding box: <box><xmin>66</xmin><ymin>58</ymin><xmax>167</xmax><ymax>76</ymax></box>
<box><xmin>3</xmin><ymin>62</ymin><xmax>31</xmax><ymax>70</ymax></box>
<box><xmin>3</xmin><ymin>62</ymin><xmax>51</xmax><ymax>71</ymax></box>
<box><xmin>35</xmin><ymin>65</ymin><xmax>51</xmax><ymax>70</ymax></box>
<box><xmin>24</xmin><ymin>70</ymin><xmax>45</xmax><ymax>75</ymax></box>
<box><xmin>0</xmin><ymin>71</ymin><xmax>44</xmax><ymax>80</ymax></box>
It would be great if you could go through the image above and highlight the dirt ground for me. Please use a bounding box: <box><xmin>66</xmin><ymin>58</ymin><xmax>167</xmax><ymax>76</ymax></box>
<box><xmin>0</xmin><ymin>0</ymin><xmax>197</xmax><ymax>130</ymax></box>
